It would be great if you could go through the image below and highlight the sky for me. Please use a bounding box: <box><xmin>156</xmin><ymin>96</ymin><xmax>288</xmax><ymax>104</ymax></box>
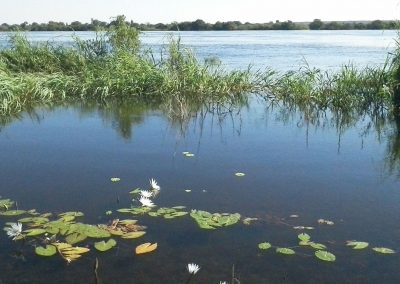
<box><xmin>1</xmin><ymin>0</ymin><xmax>399</xmax><ymax>24</ymax></box>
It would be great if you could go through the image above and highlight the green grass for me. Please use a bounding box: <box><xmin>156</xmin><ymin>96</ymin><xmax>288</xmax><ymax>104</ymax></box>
<box><xmin>0</xmin><ymin>16</ymin><xmax>399</xmax><ymax>116</ymax></box>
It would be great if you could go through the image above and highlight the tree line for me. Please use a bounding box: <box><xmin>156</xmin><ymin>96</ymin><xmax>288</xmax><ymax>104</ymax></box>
<box><xmin>0</xmin><ymin>18</ymin><xmax>397</xmax><ymax>32</ymax></box>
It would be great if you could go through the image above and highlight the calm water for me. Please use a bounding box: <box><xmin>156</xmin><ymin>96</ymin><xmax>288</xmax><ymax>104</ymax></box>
<box><xmin>0</xmin><ymin>30</ymin><xmax>397</xmax><ymax>70</ymax></box>
<box><xmin>0</xmin><ymin>31</ymin><xmax>399</xmax><ymax>283</ymax></box>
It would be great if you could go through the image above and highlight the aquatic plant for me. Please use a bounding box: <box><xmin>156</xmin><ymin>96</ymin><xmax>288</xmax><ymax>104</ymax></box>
<box><xmin>187</xmin><ymin>263</ymin><xmax>200</xmax><ymax>274</ymax></box>
<box><xmin>4</xmin><ymin>222</ymin><xmax>22</xmax><ymax>240</ymax></box>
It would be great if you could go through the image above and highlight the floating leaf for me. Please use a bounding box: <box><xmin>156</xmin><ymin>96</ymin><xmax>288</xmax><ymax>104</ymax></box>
<box><xmin>184</xmin><ymin>153</ymin><xmax>195</xmax><ymax>157</ymax></box>
<box><xmin>35</xmin><ymin>245</ymin><xmax>57</xmax><ymax>257</ymax></box>
<box><xmin>298</xmin><ymin>233</ymin><xmax>311</xmax><ymax>242</ymax></box>
<box><xmin>276</xmin><ymin>248</ymin><xmax>295</xmax><ymax>255</ymax></box>
<box><xmin>310</xmin><ymin>242</ymin><xmax>327</xmax><ymax>250</ymax></box>
<box><xmin>52</xmin><ymin>243</ymin><xmax>90</xmax><ymax>262</ymax></box>
<box><xmin>25</xmin><ymin>228</ymin><xmax>46</xmax><ymax>236</ymax></box>
<box><xmin>347</xmin><ymin>241</ymin><xmax>369</xmax><ymax>250</ymax></box>
<box><xmin>299</xmin><ymin>241</ymin><xmax>311</xmax><ymax>246</ymax></box>
<box><xmin>121</xmin><ymin>231</ymin><xmax>146</xmax><ymax>239</ymax></box>
<box><xmin>65</xmin><ymin>233</ymin><xmax>87</xmax><ymax>245</ymax></box>
<box><xmin>258</xmin><ymin>242</ymin><xmax>272</xmax><ymax>250</ymax></box>
<box><xmin>315</xmin><ymin>250</ymin><xmax>336</xmax><ymax>262</ymax></box>
<box><xmin>129</xmin><ymin>188</ymin><xmax>141</xmax><ymax>195</ymax></box>
<box><xmin>135</xmin><ymin>242</ymin><xmax>158</xmax><ymax>255</ymax></box>
<box><xmin>185</xmin><ymin>189</ymin><xmax>192</xmax><ymax>193</ymax></box>
<box><xmin>182</xmin><ymin>152</ymin><xmax>190</xmax><ymax>155</ymax></box>
<box><xmin>235</xmin><ymin>173</ymin><xmax>245</xmax><ymax>177</ymax></box>
<box><xmin>372</xmin><ymin>247</ymin><xmax>395</xmax><ymax>254</ymax></box>
<box><xmin>0</xmin><ymin>210</ymin><xmax>26</xmax><ymax>216</ymax></box>
<box><xmin>59</xmin><ymin>211</ymin><xmax>84</xmax><ymax>217</ymax></box>
<box><xmin>111</xmin><ymin>178</ymin><xmax>120</xmax><ymax>182</ymax></box>
<box><xmin>172</xmin><ymin>206</ymin><xmax>186</xmax><ymax>210</ymax></box>
<box><xmin>94</xmin><ymin>239</ymin><xmax>117</xmax><ymax>252</ymax></box>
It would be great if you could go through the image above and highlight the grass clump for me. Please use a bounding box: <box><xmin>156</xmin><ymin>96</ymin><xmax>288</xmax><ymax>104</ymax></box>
<box><xmin>0</xmin><ymin>16</ymin><xmax>255</xmax><ymax>115</ymax></box>
<box><xmin>0</xmin><ymin>15</ymin><xmax>399</xmax><ymax>116</ymax></box>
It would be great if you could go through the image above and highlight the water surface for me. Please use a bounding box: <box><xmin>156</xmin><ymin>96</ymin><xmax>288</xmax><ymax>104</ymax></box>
<box><xmin>0</xmin><ymin>97</ymin><xmax>399</xmax><ymax>283</ymax></box>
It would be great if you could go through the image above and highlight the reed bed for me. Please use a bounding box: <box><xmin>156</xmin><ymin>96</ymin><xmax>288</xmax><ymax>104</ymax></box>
<box><xmin>0</xmin><ymin>17</ymin><xmax>399</xmax><ymax>115</ymax></box>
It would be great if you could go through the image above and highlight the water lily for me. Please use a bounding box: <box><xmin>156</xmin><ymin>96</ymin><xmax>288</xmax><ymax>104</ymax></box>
<box><xmin>140</xmin><ymin>190</ymin><xmax>153</xmax><ymax>198</ymax></box>
<box><xmin>5</xmin><ymin>222</ymin><xmax>22</xmax><ymax>240</ymax></box>
<box><xmin>149</xmin><ymin>178</ymin><xmax>161</xmax><ymax>191</ymax></box>
<box><xmin>139</xmin><ymin>196</ymin><xmax>155</xmax><ymax>207</ymax></box>
<box><xmin>187</xmin><ymin>263</ymin><xmax>200</xmax><ymax>274</ymax></box>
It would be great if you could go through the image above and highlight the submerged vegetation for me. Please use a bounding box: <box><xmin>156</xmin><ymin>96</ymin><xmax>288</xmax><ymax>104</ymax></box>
<box><xmin>0</xmin><ymin>15</ymin><xmax>399</xmax><ymax>118</ymax></box>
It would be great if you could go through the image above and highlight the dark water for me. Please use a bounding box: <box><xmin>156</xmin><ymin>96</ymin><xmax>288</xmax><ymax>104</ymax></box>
<box><xmin>0</xmin><ymin>97</ymin><xmax>399</xmax><ymax>283</ymax></box>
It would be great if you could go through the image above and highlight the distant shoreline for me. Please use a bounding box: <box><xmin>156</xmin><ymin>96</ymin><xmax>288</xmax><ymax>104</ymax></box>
<box><xmin>0</xmin><ymin>18</ymin><xmax>398</xmax><ymax>32</ymax></box>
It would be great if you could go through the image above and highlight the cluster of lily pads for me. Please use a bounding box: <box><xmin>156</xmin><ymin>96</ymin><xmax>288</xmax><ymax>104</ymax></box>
<box><xmin>0</xmin><ymin>196</ymin><xmax>157</xmax><ymax>263</ymax></box>
<box><xmin>1</xmin><ymin>175</ymin><xmax>397</xmax><ymax>266</ymax></box>
<box><xmin>258</xmin><ymin>232</ymin><xmax>395</xmax><ymax>263</ymax></box>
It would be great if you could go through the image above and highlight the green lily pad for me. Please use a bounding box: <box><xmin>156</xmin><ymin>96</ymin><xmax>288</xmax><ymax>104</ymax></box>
<box><xmin>111</xmin><ymin>178</ymin><xmax>120</xmax><ymax>182</ymax></box>
<box><xmin>372</xmin><ymin>247</ymin><xmax>395</xmax><ymax>254</ymax></box>
<box><xmin>25</xmin><ymin>228</ymin><xmax>46</xmax><ymax>236</ymax></box>
<box><xmin>298</xmin><ymin>233</ymin><xmax>311</xmax><ymax>242</ymax></box>
<box><xmin>315</xmin><ymin>250</ymin><xmax>336</xmax><ymax>262</ymax></box>
<box><xmin>347</xmin><ymin>241</ymin><xmax>369</xmax><ymax>250</ymax></box>
<box><xmin>276</xmin><ymin>248</ymin><xmax>295</xmax><ymax>255</ymax></box>
<box><xmin>35</xmin><ymin>245</ymin><xmax>57</xmax><ymax>257</ymax></box>
<box><xmin>310</xmin><ymin>242</ymin><xmax>327</xmax><ymax>250</ymax></box>
<box><xmin>235</xmin><ymin>173</ymin><xmax>245</xmax><ymax>177</ymax></box>
<box><xmin>0</xmin><ymin>210</ymin><xmax>26</xmax><ymax>216</ymax></box>
<box><xmin>299</xmin><ymin>240</ymin><xmax>311</xmax><ymax>246</ymax></box>
<box><xmin>65</xmin><ymin>233</ymin><xmax>87</xmax><ymax>245</ymax></box>
<box><xmin>258</xmin><ymin>242</ymin><xmax>272</xmax><ymax>250</ymax></box>
<box><xmin>94</xmin><ymin>239</ymin><xmax>117</xmax><ymax>252</ymax></box>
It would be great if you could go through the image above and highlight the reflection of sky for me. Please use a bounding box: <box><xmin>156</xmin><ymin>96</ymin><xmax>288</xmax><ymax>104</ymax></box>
<box><xmin>0</xmin><ymin>30</ymin><xmax>396</xmax><ymax>71</ymax></box>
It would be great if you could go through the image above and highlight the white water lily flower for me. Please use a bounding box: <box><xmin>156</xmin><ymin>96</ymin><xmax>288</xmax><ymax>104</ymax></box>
<box><xmin>149</xmin><ymin>178</ymin><xmax>161</xmax><ymax>191</ymax></box>
<box><xmin>139</xmin><ymin>196</ymin><xmax>155</xmax><ymax>207</ymax></box>
<box><xmin>5</xmin><ymin>222</ymin><xmax>22</xmax><ymax>240</ymax></box>
<box><xmin>140</xmin><ymin>190</ymin><xmax>153</xmax><ymax>198</ymax></box>
<box><xmin>187</xmin><ymin>263</ymin><xmax>200</xmax><ymax>274</ymax></box>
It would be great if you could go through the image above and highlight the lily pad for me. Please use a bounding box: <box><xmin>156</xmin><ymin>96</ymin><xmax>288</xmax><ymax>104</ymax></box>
<box><xmin>372</xmin><ymin>247</ymin><xmax>395</xmax><ymax>254</ymax></box>
<box><xmin>94</xmin><ymin>239</ymin><xmax>117</xmax><ymax>252</ymax></box>
<box><xmin>35</xmin><ymin>245</ymin><xmax>57</xmax><ymax>257</ymax></box>
<box><xmin>111</xmin><ymin>178</ymin><xmax>121</xmax><ymax>182</ymax></box>
<box><xmin>310</xmin><ymin>242</ymin><xmax>327</xmax><ymax>250</ymax></box>
<box><xmin>0</xmin><ymin>210</ymin><xmax>26</xmax><ymax>216</ymax></box>
<box><xmin>25</xmin><ymin>228</ymin><xmax>46</xmax><ymax>236</ymax></box>
<box><xmin>121</xmin><ymin>231</ymin><xmax>146</xmax><ymax>239</ymax></box>
<box><xmin>65</xmin><ymin>233</ymin><xmax>87</xmax><ymax>245</ymax></box>
<box><xmin>258</xmin><ymin>242</ymin><xmax>272</xmax><ymax>250</ymax></box>
<box><xmin>347</xmin><ymin>241</ymin><xmax>369</xmax><ymax>250</ymax></box>
<box><xmin>315</xmin><ymin>250</ymin><xmax>336</xmax><ymax>262</ymax></box>
<box><xmin>276</xmin><ymin>248</ymin><xmax>295</xmax><ymax>255</ymax></box>
<box><xmin>135</xmin><ymin>242</ymin><xmax>158</xmax><ymax>255</ymax></box>
<box><xmin>298</xmin><ymin>233</ymin><xmax>311</xmax><ymax>242</ymax></box>
<box><xmin>235</xmin><ymin>173</ymin><xmax>245</xmax><ymax>177</ymax></box>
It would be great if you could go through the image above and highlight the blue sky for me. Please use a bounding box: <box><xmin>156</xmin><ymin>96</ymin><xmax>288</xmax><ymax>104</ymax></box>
<box><xmin>1</xmin><ymin>0</ymin><xmax>399</xmax><ymax>24</ymax></box>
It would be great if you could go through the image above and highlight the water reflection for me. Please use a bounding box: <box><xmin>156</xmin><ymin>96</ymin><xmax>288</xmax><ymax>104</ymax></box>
<box><xmin>1</xmin><ymin>96</ymin><xmax>400</xmax><ymax>178</ymax></box>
